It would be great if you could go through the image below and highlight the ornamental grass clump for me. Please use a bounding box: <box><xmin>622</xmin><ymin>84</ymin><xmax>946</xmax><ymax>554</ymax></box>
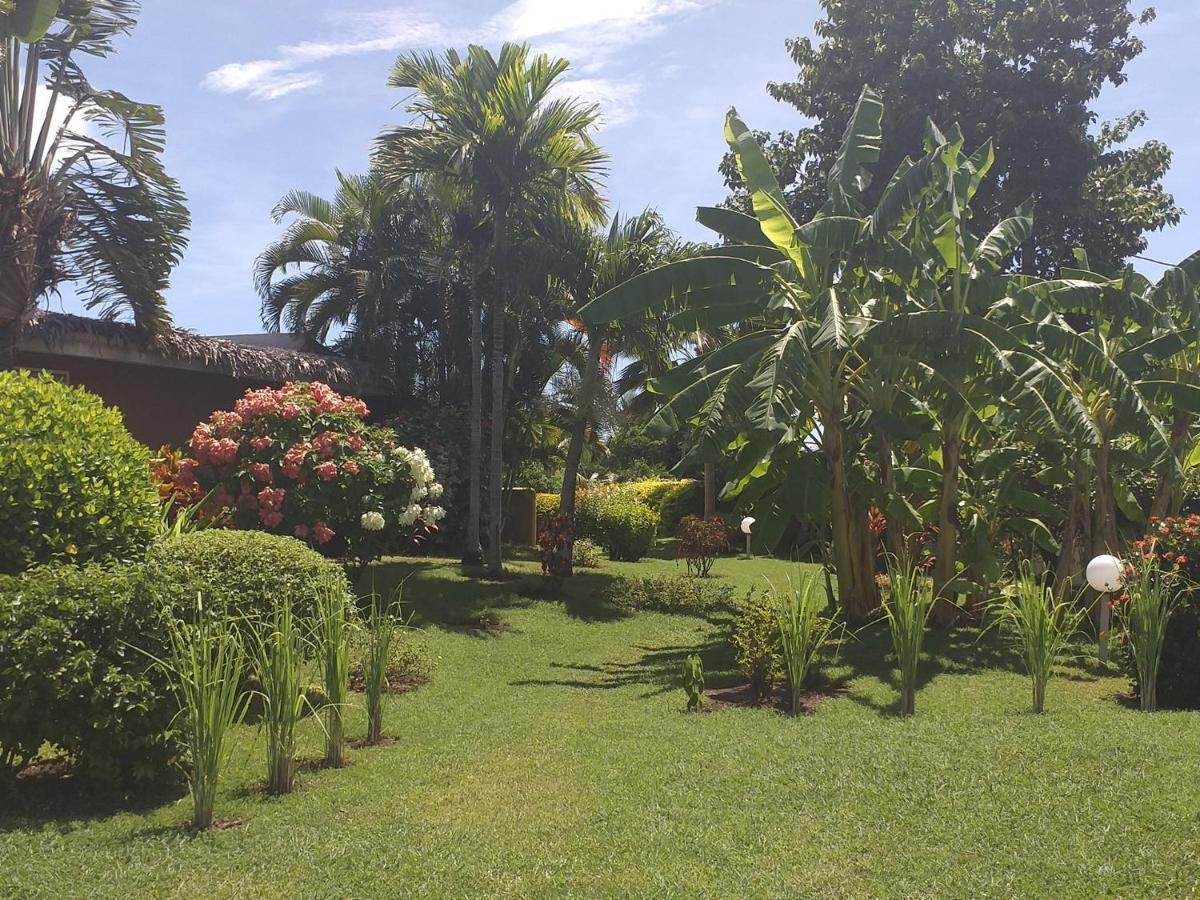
<box><xmin>248</xmin><ymin>600</ymin><xmax>308</xmax><ymax>794</ymax></box>
<box><xmin>991</xmin><ymin>563</ymin><xmax>1088</xmax><ymax>713</ymax></box>
<box><xmin>157</xmin><ymin>595</ymin><xmax>250</xmax><ymax>830</ymax></box>
<box><xmin>1119</xmin><ymin>551</ymin><xmax>1184</xmax><ymax>712</ymax></box>
<box><xmin>362</xmin><ymin>587</ymin><xmax>402</xmax><ymax>744</ymax></box>
<box><xmin>312</xmin><ymin>577</ymin><xmax>351</xmax><ymax>765</ymax></box>
<box><xmin>773</xmin><ymin>574</ymin><xmax>840</xmax><ymax>715</ymax></box>
<box><xmin>881</xmin><ymin>560</ymin><xmax>935</xmax><ymax>717</ymax></box>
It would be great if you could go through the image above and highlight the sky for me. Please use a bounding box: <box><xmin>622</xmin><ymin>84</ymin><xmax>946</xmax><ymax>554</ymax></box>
<box><xmin>53</xmin><ymin>0</ymin><xmax>1200</xmax><ymax>336</ymax></box>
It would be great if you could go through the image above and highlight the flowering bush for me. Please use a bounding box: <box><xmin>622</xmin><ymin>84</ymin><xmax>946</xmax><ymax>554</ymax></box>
<box><xmin>676</xmin><ymin>515</ymin><xmax>729</xmax><ymax>577</ymax></box>
<box><xmin>171</xmin><ymin>382</ymin><xmax>443</xmax><ymax>561</ymax></box>
<box><xmin>1133</xmin><ymin>516</ymin><xmax>1200</xmax><ymax>581</ymax></box>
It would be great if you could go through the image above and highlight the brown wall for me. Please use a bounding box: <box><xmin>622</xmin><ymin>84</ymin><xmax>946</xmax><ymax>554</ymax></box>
<box><xmin>16</xmin><ymin>351</ymin><xmax>285</xmax><ymax>449</ymax></box>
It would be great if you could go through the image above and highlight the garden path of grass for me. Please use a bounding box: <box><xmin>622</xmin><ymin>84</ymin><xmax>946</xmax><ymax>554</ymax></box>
<box><xmin>3</xmin><ymin>552</ymin><xmax>1199</xmax><ymax>898</ymax></box>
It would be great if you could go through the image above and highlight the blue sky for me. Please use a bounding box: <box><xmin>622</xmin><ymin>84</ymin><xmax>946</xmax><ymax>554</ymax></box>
<box><xmin>59</xmin><ymin>1</ymin><xmax>1200</xmax><ymax>336</ymax></box>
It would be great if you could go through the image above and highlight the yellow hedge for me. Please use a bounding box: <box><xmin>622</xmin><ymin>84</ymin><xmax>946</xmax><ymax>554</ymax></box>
<box><xmin>536</xmin><ymin>479</ymin><xmax>701</xmax><ymax>534</ymax></box>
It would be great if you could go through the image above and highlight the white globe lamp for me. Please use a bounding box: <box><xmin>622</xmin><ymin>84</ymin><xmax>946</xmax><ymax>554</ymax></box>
<box><xmin>740</xmin><ymin>516</ymin><xmax>755</xmax><ymax>559</ymax></box>
<box><xmin>1086</xmin><ymin>554</ymin><xmax>1123</xmax><ymax>665</ymax></box>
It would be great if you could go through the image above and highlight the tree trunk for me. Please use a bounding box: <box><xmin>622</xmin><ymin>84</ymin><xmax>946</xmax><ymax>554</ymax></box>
<box><xmin>1149</xmin><ymin>409</ymin><xmax>1191</xmax><ymax>521</ymax></box>
<box><xmin>703</xmin><ymin>463</ymin><xmax>717</xmax><ymax>517</ymax></box>
<box><xmin>879</xmin><ymin>435</ymin><xmax>904</xmax><ymax>560</ymax></box>
<box><xmin>1055</xmin><ymin>453</ymin><xmax>1090</xmax><ymax>587</ymax></box>
<box><xmin>486</xmin><ymin>204</ymin><xmax>509</xmax><ymax>576</ymax></box>
<box><xmin>462</xmin><ymin>262</ymin><xmax>484</xmax><ymax>567</ymax></box>
<box><xmin>1092</xmin><ymin>438</ymin><xmax>1120</xmax><ymax>556</ymax></box>
<box><xmin>824</xmin><ymin>418</ymin><xmax>875</xmax><ymax>623</ymax></box>
<box><xmin>556</xmin><ymin>337</ymin><xmax>603</xmax><ymax>576</ymax></box>
<box><xmin>932</xmin><ymin>427</ymin><xmax>962</xmax><ymax>625</ymax></box>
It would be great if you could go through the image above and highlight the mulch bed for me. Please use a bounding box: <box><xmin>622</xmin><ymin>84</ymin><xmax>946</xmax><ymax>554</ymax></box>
<box><xmin>699</xmin><ymin>678</ymin><xmax>848</xmax><ymax>715</ymax></box>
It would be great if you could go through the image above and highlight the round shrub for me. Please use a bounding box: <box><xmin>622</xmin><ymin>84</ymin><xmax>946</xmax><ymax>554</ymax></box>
<box><xmin>0</xmin><ymin>562</ymin><xmax>178</xmax><ymax>787</ymax></box>
<box><xmin>172</xmin><ymin>382</ymin><xmax>444</xmax><ymax>562</ymax></box>
<box><xmin>594</xmin><ymin>495</ymin><xmax>660</xmax><ymax>561</ymax></box>
<box><xmin>148</xmin><ymin>530</ymin><xmax>351</xmax><ymax>621</ymax></box>
<box><xmin>0</xmin><ymin>370</ymin><xmax>157</xmax><ymax>574</ymax></box>
<box><xmin>572</xmin><ymin>538</ymin><xmax>604</xmax><ymax>568</ymax></box>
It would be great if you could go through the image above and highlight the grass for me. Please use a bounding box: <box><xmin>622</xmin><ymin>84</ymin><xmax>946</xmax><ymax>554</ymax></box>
<box><xmin>3</xmin><ymin>549</ymin><xmax>1200</xmax><ymax>897</ymax></box>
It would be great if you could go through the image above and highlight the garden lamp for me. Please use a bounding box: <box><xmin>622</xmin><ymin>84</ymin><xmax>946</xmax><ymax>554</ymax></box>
<box><xmin>740</xmin><ymin>516</ymin><xmax>755</xmax><ymax>559</ymax></box>
<box><xmin>1086</xmin><ymin>554</ymin><xmax>1123</xmax><ymax>665</ymax></box>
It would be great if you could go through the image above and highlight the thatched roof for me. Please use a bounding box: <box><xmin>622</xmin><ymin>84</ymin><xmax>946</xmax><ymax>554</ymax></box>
<box><xmin>22</xmin><ymin>312</ymin><xmax>378</xmax><ymax>391</ymax></box>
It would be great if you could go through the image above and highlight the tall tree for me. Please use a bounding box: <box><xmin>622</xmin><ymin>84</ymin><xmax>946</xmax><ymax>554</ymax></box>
<box><xmin>721</xmin><ymin>0</ymin><xmax>1179</xmax><ymax>276</ymax></box>
<box><xmin>376</xmin><ymin>43</ymin><xmax>608</xmax><ymax>574</ymax></box>
<box><xmin>0</xmin><ymin>0</ymin><xmax>189</xmax><ymax>360</ymax></box>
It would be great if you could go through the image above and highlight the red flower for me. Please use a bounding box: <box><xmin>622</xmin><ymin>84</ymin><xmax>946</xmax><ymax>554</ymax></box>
<box><xmin>281</xmin><ymin>402</ymin><xmax>302</xmax><ymax>420</ymax></box>
<box><xmin>294</xmin><ymin>523</ymin><xmax>309</xmax><ymax>539</ymax></box>
<box><xmin>315</xmin><ymin>461</ymin><xmax>338</xmax><ymax>481</ymax></box>
<box><xmin>313</xmin><ymin>521</ymin><xmax>334</xmax><ymax>544</ymax></box>
<box><xmin>249</xmin><ymin>462</ymin><xmax>272</xmax><ymax>483</ymax></box>
<box><xmin>342</xmin><ymin>460</ymin><xmax>359</xmax><ymax>476</ymax></box>
<box><xmin>250</xmin><ymin>435</ymin><xmax>274</xmax><ymax>451</ymax></box>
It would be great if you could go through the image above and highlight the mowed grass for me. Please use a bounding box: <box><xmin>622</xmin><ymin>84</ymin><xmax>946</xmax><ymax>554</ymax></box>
<box><xmin>3</xmin><ymin>550</ymin><xmax>1200</xmax><ymax>898</ymax></box>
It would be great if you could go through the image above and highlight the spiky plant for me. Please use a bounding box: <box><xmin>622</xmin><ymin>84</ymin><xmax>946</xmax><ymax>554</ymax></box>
<box><xmin>312</xmin><ymin>576</ymin><xmax>350</xmax><ymax>766</ymax></box>
<box><xmin>362</xmin><ymin>588</ymin><xmax>399</xmax><ymax>744</ymax></box>
<box><xmin>773</xmin><ymin>573</ymin><xmax>840</xmax><ymax>715</ymax></box>
<box><xmin>1118</xmin><ymin>552</ymin><xmax>1183</xmax><ymax>712</ymax></box>
<box><xmin>248</xmin><ymin>599</ymin><xmax>307</xmax><ymax>794</ymax></box>
<box><xmin>881</xmin><ymin>559</ymin><xmax>935</xmax><ymax>717</ymax></box>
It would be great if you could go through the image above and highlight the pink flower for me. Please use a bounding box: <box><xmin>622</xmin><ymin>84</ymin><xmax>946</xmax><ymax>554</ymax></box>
<box><xmin>249</xmin><ymin>462</ymin><xmax>272</xmax><ymax>483</ymax></box>
<box><xmin>257</xmin><ymin>486</ymin><xmax>285</xmax><ymax>512</ymax></box>
<box><xmin>342</xmin><ymin>460</ymin><xmax>359</xmax><ymax>476</ymax></box>
<box><xmin>282</xmin><ymin>462</ymin><xmax>303</xmax><ymax>480</ymax></box>
<box><xmin>315</xmin><ymin>461</ymin><xmax>338</xmax><ymax>481</ymax></box>
<box><xmin>313</xmin><ymin>521</ymin><xmax>335</xmax><ymax>545</ymax></box>
<box><xmin>260</xmin><ymin>510</ymin><xmax>283</xmax><ymax>529</ymax></box>
<box><xmin>281</xmin><ymin>403</ymin><xmax>302</xmax><ymax>420</ymax></box>
<box><xmin>293</xmin><ymin>524</ymin><xmax>309</xmax><ymax>539</ymax></box>
<box><xmin>250</xmin><ymin>436</ymin><xmax>274</xmax><ymax>451</ymax></box>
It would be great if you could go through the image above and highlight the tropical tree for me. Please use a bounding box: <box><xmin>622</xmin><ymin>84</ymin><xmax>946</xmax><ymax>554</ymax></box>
<box><xmin>255</xmin><ymin>171</ymin><xmax>458</xmax><ymax>402</ymax></box>
<box><xmin>376</xmin><ymin>43</ymin><xmax>608</xmax><ymax>574</ymax></box>
<box><xmin>0</xmin><ymin>0</ymin><xmax>188</xmax><ymax>359</ymax></box>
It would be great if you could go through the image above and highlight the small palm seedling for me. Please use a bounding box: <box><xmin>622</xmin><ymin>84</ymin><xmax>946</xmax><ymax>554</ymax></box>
<box><xmin>990</xmin><ymin>563</ymin><xmax>1088</xmax><ymax>713</ymax></box>
<box><xmin>1118</xmin><ymin>551</ymin><xmax>1183</xmax><ymax>712</ymax></box>
<box><xmin>312</xmin><ymin>577</ymin><xmax>351</xmax><ymax>766</ymax></box>
<box><xmin>362</xmin><ymin>586</ymin><xmax>402</xmax><ymax>744</ymax></box>
<box><xmin>881</xmin><ymin>559</ymin><xmax>935</xmax><ymax>717</ymax></box>
<box><xmin>773</xmin><ymin>573</ymin><xmax>841</xmax><ymax>715</ymax></box>
<box><xmin>248</xmin><ymin>599</ymin><xmax>308</xmax><ymax>794</ymax></box>
<box><xmin>681</xmin><ymin>654</ymin><xmax>705</xmax><ymax>711</ymax></box>
<box><xmin>157</xmin><ymin>594</ymin><xmax>250</xmax><ymax>830</ymax></box>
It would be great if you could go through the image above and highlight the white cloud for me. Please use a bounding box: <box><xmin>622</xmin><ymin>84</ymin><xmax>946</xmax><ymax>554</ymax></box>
<box><xmin>202</xmin><ymin>0</ymin><xmax>716</xmax><ymax>125</ymax></box>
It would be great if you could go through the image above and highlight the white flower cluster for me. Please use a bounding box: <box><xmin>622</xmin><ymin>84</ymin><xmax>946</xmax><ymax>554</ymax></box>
<box><xmin>360</xmin><ymin>511</ymin><xmax>385</xmax><ymax>531</ymax></box>
<box><xmin>389</xmin><ymin>445</ymin><xmax>446</xmax><ymax>527</ymax></box>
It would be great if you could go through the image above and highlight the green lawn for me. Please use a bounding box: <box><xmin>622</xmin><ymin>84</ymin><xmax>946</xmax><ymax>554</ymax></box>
<box><xmin>3</xmin><ymin>551</ymin><xmax>1200</xmax><ymax>898</ymax></box>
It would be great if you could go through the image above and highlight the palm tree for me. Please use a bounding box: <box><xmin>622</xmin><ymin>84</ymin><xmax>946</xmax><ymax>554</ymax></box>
<box><xmin>376</xmin><ymin>43</ymin><xmax>608</xmax><ymax>574</ymax></box>
<box><xmin>0</xmin><ymin>0</ymin><xmax>188</xmax><ymax>360</ymax></box>
<box><xmin>254</xmin><ymin>171</ymin><xmax>453</xmax><ymax>401</ymax></box>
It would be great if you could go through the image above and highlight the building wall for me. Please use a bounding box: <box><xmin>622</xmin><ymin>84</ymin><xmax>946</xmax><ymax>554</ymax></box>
<box><xmin>16</xmin><ymin>351</ymin><xmax>278</xmax><ymax>449</ymax></box>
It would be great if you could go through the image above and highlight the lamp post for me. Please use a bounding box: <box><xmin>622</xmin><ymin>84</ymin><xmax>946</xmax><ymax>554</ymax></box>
<box><xmin>740</xmin><ymin>516</ymin><xmax>755</xmax><ymax>559</ymax></box>
<box><xmin>1086</xmin><ymin>554</ymin><xmax>1123</xmax><ymax>666</ymax></box>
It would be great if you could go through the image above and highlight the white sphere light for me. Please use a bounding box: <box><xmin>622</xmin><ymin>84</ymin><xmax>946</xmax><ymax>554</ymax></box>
<box><xmin>740</xmin><ymin>516</ymin><xmax>756</xmax><ymax>535</ymax></box>
<box><xmin>1086</xmin><ymin>554</ymin><xmax>1124</xmax><ymax>593</ymax></box>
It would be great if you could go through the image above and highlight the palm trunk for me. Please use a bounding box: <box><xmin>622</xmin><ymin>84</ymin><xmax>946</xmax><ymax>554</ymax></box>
<box><xmin>1149</xmin><ymin>409</ymin><xmax>1190</xmax><ymax>521</ymax></box>
<box><xmin>703</xmin><ymin>463</ymin><xmax>717</xmax><ymax>517</ymax></box>
<box><xmin>879</xmin><ymin>435</ymin><xmax>904</xmax><ymax>560</ymax></box>
<box><xmin>557</xmin><ymin>337</ymin><xmax>603</xmax><ymax>576</ymax></box>
<box><xmin>824</xmin><ymin>417</ymin><xmax>874</xmax><ymax>622</ymax></box>
<box><xmin>1093</xmin><ymin>438</ymin><xmax>1120</xmax><ymax>555</ymax></box>
<box><xmin>1055</xmin><ymin>452</ymin><xmax>1090</xmax><ymax>586</ymax></box>
<box><xmin>933</xmin><ymin>424</ymin><xmax>962</xmax><ymax>625</ymax></box>
<box><xmin>486</xmin><ymin>203</ymin><xmax>509</xmax><ymax>576</ymax></box>
<box><xmin>462</xmin><ymin>261</ymin><xmax>484</xmax><ymax>567</ymax></box>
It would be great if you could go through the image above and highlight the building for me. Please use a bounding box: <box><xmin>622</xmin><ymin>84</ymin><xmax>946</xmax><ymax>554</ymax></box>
<box><xmin>12</xmin><ymin>312</ymin><xmax>391</xmax><ymax>448</ymax></box>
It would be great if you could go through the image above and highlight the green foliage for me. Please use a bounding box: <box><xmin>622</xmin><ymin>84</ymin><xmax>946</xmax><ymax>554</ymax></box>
<box><xmin>603</xmin><ymin>573</ymin><xmax>735</xmax><ymax>617</ymax></box>
<box><xmin>148</xmin><ymin>530</ymin><xmax>351</xmax><ymax>623</ymax></box>
<box><xmin>731</xmin><ymin>589</ymin><xmax>782</xmax><ymax>704</ymax></box>
<box><xmin>593</xmin><ymin>494</ymin><xmax>659</xmax><ymax>561</ymax></box>
<box><xmin>247</xmin><ymin>599</ymin><xmax>307</xmax><ymax>795</ymax></box>
<box><xmin>676</xmin><ymin>515</ymin><xmax>729</xmax><ymax>577</ymax></box>
<box><xmin>773</xmin><ymin>573</ymin><xmax>840</xmax><ymax>714</ymax></box>
<box><xmin>0</xmin><ymin>562</ymin><xmax>178</xmax><ymax>786</ymax></box>
<box><xmin>1117</xmin><ymin>553</ymin><xmax>1184</xmax><ymax>712</ymax></box>
<box><xmin>990</xmin><ymin>563</ymin><xmax>1088</xmax><ymax>713</ymax></box>
<box><xmin>571</xmin><ymin>538</ymin><xmax>603</xmax><ymax>568</ymax></box>
<box><xmin>881</xmin><ymin>561</ymin><xmax>935</xmax><ymax>717</ymax></box>
<box><xmin>156</xmin><ymin>596</ymin><xmax>250</xmax><ymax>831</ymax></box>
<box><xmin>0</xmin><ymin>370</ymin><xmax>157</xmax><ymax>575</ymax></box>
<box><xmin>312</xmin><ymin>576</ymin><xmax>351</xmax><ymax>766</ymax></box>
<box><xmin>361</xmin><ymin>589</ymin><xmax>399</xmax><ymax>744</ymax></box>
<box><xmin>724</xmin><ymin>0</ymin><xmax>1176</xmax><ymax>275</ymax></box>
<box><xmin>681</xmin><ymin>654</ymin><xmax>705</xmax><ymax>711</ymax></box>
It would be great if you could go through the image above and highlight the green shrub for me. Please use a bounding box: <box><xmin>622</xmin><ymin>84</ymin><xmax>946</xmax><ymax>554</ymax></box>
<box><xmin>594</xmin><ymin>495</ymin><xmax>659</xmax><ymax>561</ymax></box>
<box><xmin>603</xmin><ymin>574</ymin><xmax>734</xmax><ymax>616</ymax></box>
<box><xmin>147</xmin><ymin>530</ymin><xmax>350</xmax><ymax>621</ymax></box>
<box><xmin>572</xmin><ymin>538</ymin><xmax>603</xmax><ymax>568</ymax></box>
<box><xmin>676</xmin><ymin>515</ymin><xmax>729</xmax><ymax>577</ymax></box>
<box><xmin>681</xmin><ymin>654</ymin><xmax>705</xmax><ymax>711</ymax></box>
<box><xmin>731</xmin><ymin>588</ymin><xmax>782</xmax><ymax>704</ymax></box>
<box><xmin>0</xmin><ymin>562</ymin><xmax>178</xmax><ymax>787</ymax></box>
<box><xmin>0</xmin><ymin>370</ymin><xmax>158</xmax><ymax>574</ymax></box>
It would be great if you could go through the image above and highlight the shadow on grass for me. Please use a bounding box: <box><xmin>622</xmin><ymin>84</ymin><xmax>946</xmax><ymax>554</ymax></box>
<box><xmin>0</xmin><ymin>767</ymin><xmax>186</xmax><ymax>834</ymax></box>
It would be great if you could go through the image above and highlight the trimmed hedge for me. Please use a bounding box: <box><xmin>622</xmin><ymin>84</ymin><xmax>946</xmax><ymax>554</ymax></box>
<box><xmin>594</xmin><ymin>495</ymin><xmax>659</xmax><ymax>561</ymax></box>
<box><xmin>0</xmin><ymin>562</ymin><xmax>178</xmax><ymax>787</ymax></box>
<box><xmin>537</xmin><ymin>479</ymin><xmax>700</xmax><ymax>540</ymax></box>
<box><xmin>0</xmin><ymin>370</ymin><xmax>158</xmax><ymax>574</ymax></box>
<box><xmin>147</xmin><ymin>530</ymin><xmax>350</xmax><ymax>621</ymax></box>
